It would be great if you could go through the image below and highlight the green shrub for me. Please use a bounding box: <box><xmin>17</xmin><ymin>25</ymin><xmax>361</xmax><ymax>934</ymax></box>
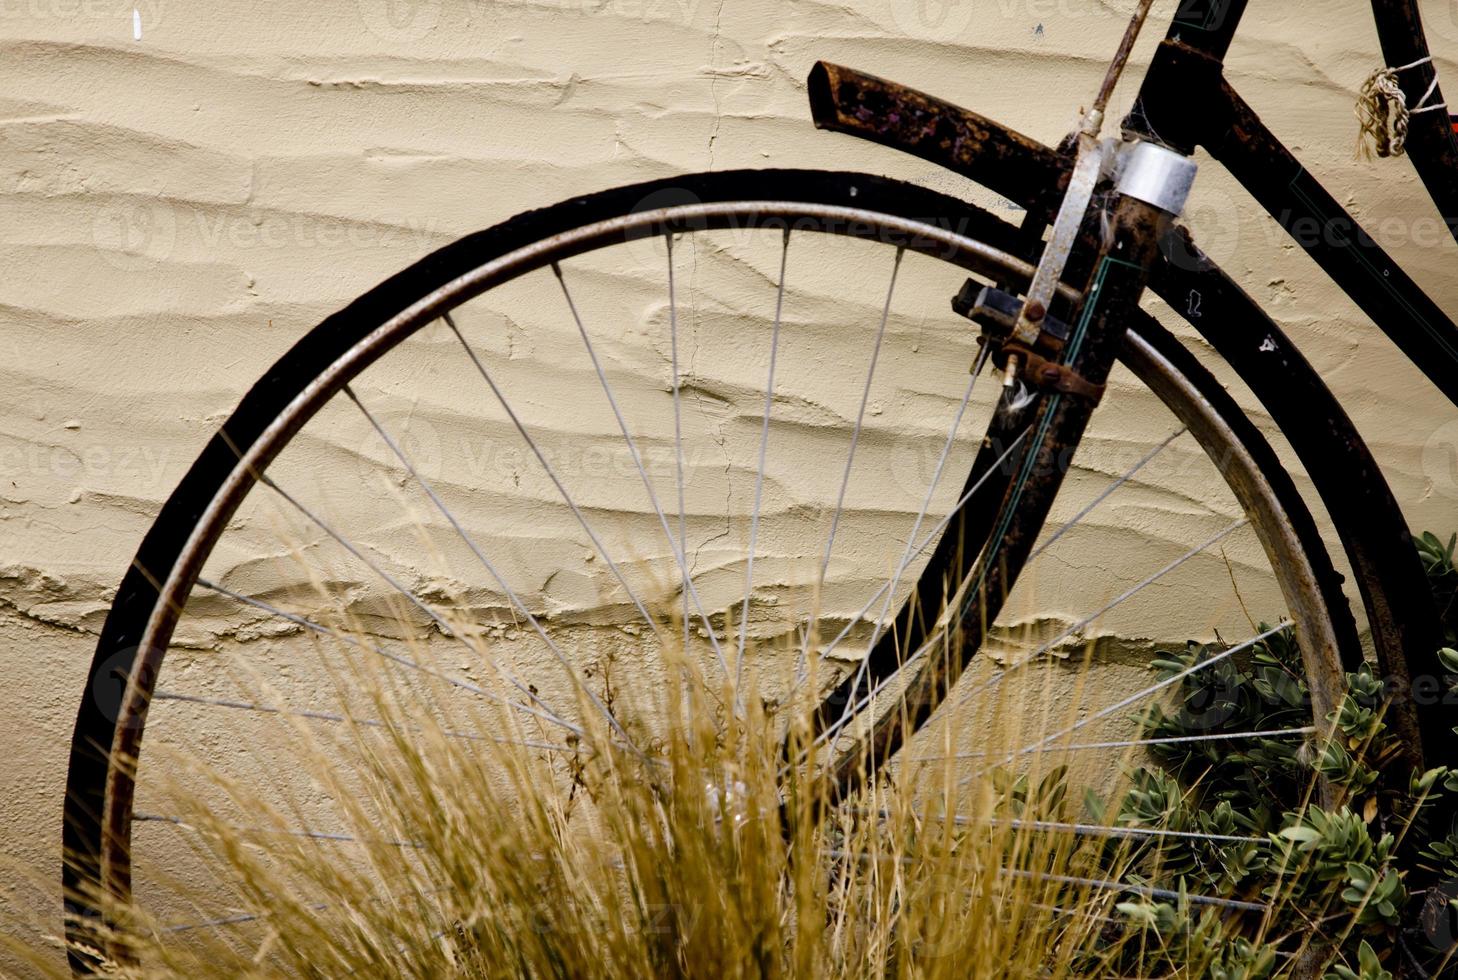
<box><xmin>1084</xmin><ymin>529</ymin><xmax>1458</xmax><ymax>977</ymax></box>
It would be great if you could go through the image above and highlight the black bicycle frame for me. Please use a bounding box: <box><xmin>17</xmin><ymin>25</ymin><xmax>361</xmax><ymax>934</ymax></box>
<box><xmin>1167</xmin><ymin>0</ymin><xmax>1458</xmax><ymax>237</ymax></box>
<box><xmin>1127</xmin><ymin>0</ymin><xmax>1458</xmax><ymax>409</ymax></box>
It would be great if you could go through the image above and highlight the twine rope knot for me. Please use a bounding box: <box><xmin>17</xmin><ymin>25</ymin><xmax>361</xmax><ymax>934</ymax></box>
<box><xmin>1356</xmin><ymin>56</ymin><xmax>1446</xmax><ymax>159</ymax></box>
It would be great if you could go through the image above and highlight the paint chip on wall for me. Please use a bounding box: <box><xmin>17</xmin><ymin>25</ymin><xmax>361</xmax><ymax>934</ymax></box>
<box><xmin>133</xmin><ymin>8</ymin><xmax>141</xmax><ymax>41</ymax></box>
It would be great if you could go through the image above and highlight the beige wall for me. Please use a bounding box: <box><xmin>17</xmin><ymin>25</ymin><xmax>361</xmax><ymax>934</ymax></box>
<box><xmin>4</xmin><ymin>0</ymin><xmax>1458</xmax><ymax>968</ymax></box>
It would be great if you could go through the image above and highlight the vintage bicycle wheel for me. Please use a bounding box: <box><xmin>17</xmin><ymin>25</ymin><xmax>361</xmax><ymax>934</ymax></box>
<box><xmin>64</xmin><ymin>169</ymin><xmax>1362</xmax><ymax>962</ymax></box>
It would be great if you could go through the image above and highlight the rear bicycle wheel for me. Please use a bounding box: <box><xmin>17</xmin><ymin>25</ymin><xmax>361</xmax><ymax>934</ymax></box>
<box><xmin>63</xmin><ymin>169</ymin><xmax>1359</xmax><ymax>966</ymax></box>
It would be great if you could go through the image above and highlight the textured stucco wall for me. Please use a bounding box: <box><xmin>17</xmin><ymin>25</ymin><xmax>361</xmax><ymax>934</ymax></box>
<box><xmin>4</xmin><ymin>0</ymin><xmax>1458</xmax><ymax>968</ymax></box>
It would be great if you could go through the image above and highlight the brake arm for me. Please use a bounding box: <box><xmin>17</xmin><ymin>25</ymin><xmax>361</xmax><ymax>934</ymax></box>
<box><xmin>1010</xmin><ymin>345</ymin><xmax>1107</xmax><ymax>402</ymax></box>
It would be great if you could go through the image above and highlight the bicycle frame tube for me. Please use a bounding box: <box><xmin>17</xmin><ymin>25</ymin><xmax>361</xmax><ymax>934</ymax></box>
<box><xmin>1128</xmin><ymin>39</ymin><xmax>1458</xmax><ymax>409</ymax></box>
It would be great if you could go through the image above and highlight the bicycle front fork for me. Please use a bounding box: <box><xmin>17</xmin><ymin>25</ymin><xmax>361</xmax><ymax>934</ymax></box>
<box><xmin>821</xmin><ymin>144</ymin><xmax>1197</xmax><ymax>799</ymax></box>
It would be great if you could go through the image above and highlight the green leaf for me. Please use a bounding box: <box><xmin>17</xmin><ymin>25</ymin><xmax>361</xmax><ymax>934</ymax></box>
<box><xmin>1440</xmin><ymin>646</ymin><xmax>1458</xmax><ymax>675</ymax></box>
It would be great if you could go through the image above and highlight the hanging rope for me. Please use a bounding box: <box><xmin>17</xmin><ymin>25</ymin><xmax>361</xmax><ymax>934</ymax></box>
<box><xmin>1356</xmin><ymin>56</ymin><xmax>1447</xmax><ymax>159</ymax></box>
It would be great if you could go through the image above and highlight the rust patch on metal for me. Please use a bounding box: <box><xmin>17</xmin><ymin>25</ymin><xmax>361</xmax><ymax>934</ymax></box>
<box><xmin>807</xmin><ymin>61</ymin><xmax>1070</xmax><ymax>213</ymax></box>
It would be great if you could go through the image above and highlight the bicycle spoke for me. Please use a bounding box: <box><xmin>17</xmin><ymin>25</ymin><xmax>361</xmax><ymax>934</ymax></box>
<box><xmin>165</xmin><ymin>911</ymin><xmax>280</xmax><ymax>933</ymax></box>
<box><xmin>817</xmin><ymin>247</ymin><xmax>903</xmax><ymax>592</ymax></box>
<box><xmin>667</xmin><ymin>234</ymin><xmax>690</xmax><ymax>655</ymax></box>
<box><xmin>737</xmin><ymin>227</ymin><xmax>791</xmax><ymax>693</ymax></box>
<box><xmin>825</xmin><ymin>848</ymin><xmax>1267</xmax><ymax>912</ymax></box>
<box><xmin>550</xmin><ymin>260</ymin><xmax>730</xmax><ymax>677</ymax></box>
<box><xmin>951</xmin><ymin>515</ymin><xmax>1251</xmax><ymax>713</ymax></box>
<box><xmin>151</xmin><ymin>690</ymin><xmax>578</xmax><ymax>753</ymax></box>
<box><xmin>1024</xmin><ymin>425</ymin><xmax>1188</xmax><ymax>566</ymax></box>
<box><xmin>162</xmin><ymin>886</ymin><xmax>454</xmax><ymax>933</ymax></box>
<box><xmin>193</xmin><ymin>577</ymin><xmax>583</xmax><ymax>738</ymax></box>
<box><xmin>804</xmin><ymin>385</ymin><xmax>1008</xmax><ymax>682</ymax></box>
<box><xmin>856</xmin><ymin>806</ymin><xmax>1265</xmax><ymax>844</ymax></box>
<box><xmin>1026</xmin><ymin>824</ymin><xmax>1259</xmax><ymax>846</ymax></box>
<box><xmin>1002</xmin><ymin>868</ymin><xmax>1268</xmax><ymax>913</ymax></box>
<box><xmin>344</xmin><ymin>383</ymin><xmax>639</xmax><ymax>753</ymax></box>
<box><xmin>814</xmin><ymin>342</ymin><xmax>996</xmax><ymax>728</ymax></box>
<box><xmin>786</xmin><ymin>426</ymin><xmax>1032</xmax><ymax>758</ymax></box>
<box><xmin>255</xmin><ymin>470</ymin><xmax>479</xmax><ymax>654</ymax></box>
<box><xmin>793</xmin><ymin>343</ymin><xmax>990</xmax><ymax>691</ymax></box>
<box><xmin>965</xmin><ymin>621</ymin><xmax>1293</xmax><ymax>782</ymax></box>
<box><xmin>133</xmin><ymin>813</ymin><xmax>420</xmax><ymax>848</ymax></box>
<box><xmin>976</xmin><ymin>817</ymin><xmax>1262</xmax><ymax>845</ymax></box>
<box><xmin>914</xmin><ymin>725</ymin><xmax>1315</xmax><ymax>761</ymax></box>
<box><xmin>810</xmin><ymin>527</ymin><xmax>1265</xmax><ymax>764</ymax></box>
<box><xmin>445</xmin><ymin>311</ymin><xmax>660</xmax><ymax>637</ymax></box>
